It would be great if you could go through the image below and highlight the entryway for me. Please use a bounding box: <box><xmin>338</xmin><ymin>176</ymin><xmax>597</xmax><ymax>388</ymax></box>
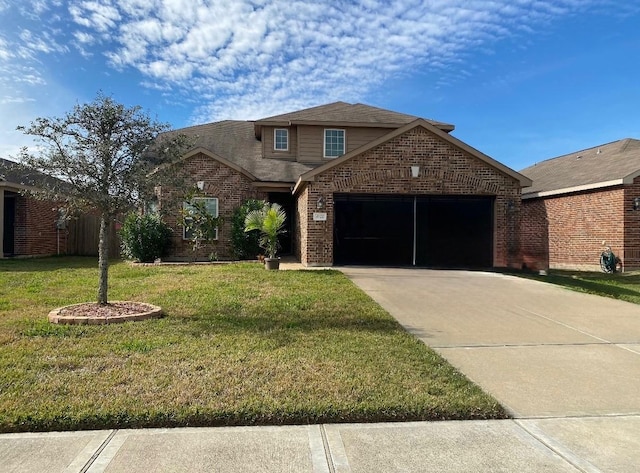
<box><xmin>3</xmin><ymin>192</ymin><xmax>16</xmax><ymax>256</ymax></box>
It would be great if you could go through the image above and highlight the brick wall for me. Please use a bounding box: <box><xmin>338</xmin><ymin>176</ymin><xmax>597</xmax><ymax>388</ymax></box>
<box><xmin>294</xmin><ymin>187</ymin><xmax>309</xmax><ymax>265</ymax></box>
<box><xmin>298</xmin><ymin>126</ymin><xmax>522</xmax><ymax>266</ymax></box>
<box><xmin>160</xmin><ymin>153</ymin><xmax>265</xmax><ymax>261</ymax></box>
<box><xmin>14</xmin><ymin>195</ymin><xmax>68</xmax><ymax>256</ymax></box>
<box><xmin>624</xmin><ymin>178</ymin><xmax>640</xmax><ymax>270</ymax></box>
<box><xmin>521</xmin><ymin>186</ymin><xmax>625</xmax><ymax>271</ymax></box>
<box><xmin>520</xmin><ymin>198</ymin><xmax>549</xmax><ymax>270</ymax></box>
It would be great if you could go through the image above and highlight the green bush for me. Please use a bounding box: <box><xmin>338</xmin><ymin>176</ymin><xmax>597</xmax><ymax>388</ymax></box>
<box><xmin>120</xmin><ymin>213</ymin><xmax>172</xmax><ymax>263</ymax></box>
<box><xmin>230</xmin><ymin>199</ymin><xmax>265</xmax><ymax>259</ymax></box>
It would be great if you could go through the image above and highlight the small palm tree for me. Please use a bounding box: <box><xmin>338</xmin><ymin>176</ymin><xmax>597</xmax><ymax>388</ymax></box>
<box><xmin>244</xmin><ymin>202</ymin><xmax>287</xmax><ymax>259</ymax></box>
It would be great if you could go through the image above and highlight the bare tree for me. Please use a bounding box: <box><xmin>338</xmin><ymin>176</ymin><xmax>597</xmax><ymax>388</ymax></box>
<box><xmin>18</xmin><ymin>92</ymin><xmax>188</xmax><ymax>304</ymax></box>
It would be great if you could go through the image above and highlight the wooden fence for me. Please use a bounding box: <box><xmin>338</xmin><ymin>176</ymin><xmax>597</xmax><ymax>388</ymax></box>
<box><xmin>66</xmin><ymin>214</ymin><xmax>121</xmax><ymax>257</ymax></box>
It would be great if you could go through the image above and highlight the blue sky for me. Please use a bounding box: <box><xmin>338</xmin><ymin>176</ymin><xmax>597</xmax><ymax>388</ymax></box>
<box><xmin>1</xmin><ymin>0</ymin><xmax>638</xmax><ymax>171</ymax></box>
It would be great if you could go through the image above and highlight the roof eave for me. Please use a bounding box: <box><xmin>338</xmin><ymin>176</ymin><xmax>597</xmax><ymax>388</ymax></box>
<box><xmin>0</xmin><ymin>181</ymin><xmax>31</xmax><ymax>192</ymax></box>
<box><xmin>255</xmin><ymin>119</ymin><xmax>455</xmax><ymax>132</ymax></box>
<box><xmin>522</xmin><ymin>179</ymin><xmax>624</xmax><ymax>199</ymax></box>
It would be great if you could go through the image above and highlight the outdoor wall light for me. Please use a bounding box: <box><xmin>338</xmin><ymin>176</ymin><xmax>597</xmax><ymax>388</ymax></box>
<box><xmin>196</xmin><ymin>181</ymin><xmax>205</xmax><ymax>191</ymax></box>
<box><xmin>634</xmin><ymin>197</ymin><xmax>640</xmax><ymax>211</ymax></box>
<box><xmin>411</xmin><ymin>166</ymin><xmax>420</xmax><ymax>178</ymax></box>
<box><xmin>317</xmin><ymin>195</ymin><xmax>325</xmax><ymax>209</ymax></box>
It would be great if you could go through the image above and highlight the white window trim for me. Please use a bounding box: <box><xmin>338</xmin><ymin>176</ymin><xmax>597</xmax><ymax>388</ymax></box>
<box><xmin>274</xmin><ymin>128</ymin><xmax>289</xmax><ymax>151</ymax></box>
<box><xmin>182</xmin><ymin>197</ymin><xmax>219</xmax><ymax>240</ymax></box>
<box><xmin>323</xmin><ymin>128</ymin><xmax>346</xmax><ymax>158</ymax></box>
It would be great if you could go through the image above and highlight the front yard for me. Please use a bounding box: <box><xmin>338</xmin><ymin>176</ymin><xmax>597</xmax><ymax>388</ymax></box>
<box><xmin>0</xmin><ymin>258</ymin><xmax>506</xmax><ymax>432</ymax></box>
<box><xmin>515</xmin><ymin>269</ymin><xmax>640</xmax><ymax>304</ymax></box>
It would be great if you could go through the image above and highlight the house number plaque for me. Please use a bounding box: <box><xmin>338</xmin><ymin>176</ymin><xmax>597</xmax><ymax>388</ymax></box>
<box><xmin>313</xmin><ymin>212</ymin><xmax>327</xmax><ymax>221</ymax></box>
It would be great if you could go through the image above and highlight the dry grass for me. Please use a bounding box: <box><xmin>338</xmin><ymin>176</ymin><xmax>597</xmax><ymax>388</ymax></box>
<box><xmin>0</xmin><ymin>257</ymin><xmax>506</xmax><ymax>432</ymax></box>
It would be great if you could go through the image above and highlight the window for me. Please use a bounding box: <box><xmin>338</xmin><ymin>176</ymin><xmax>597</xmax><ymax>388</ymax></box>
<box><xmin>324</xmin><ymin>129</ymin><xmax>345</xmax><ymax>158</ymax></box>
<box><xmin>183</xmin><ymin>197</ymin><xmax>218</xmax><ymax>240</ymax></box>
<box><xmin>274</xmin><ymin>128</ymin><xmax>289</xmax><ymax>151</ymax></box>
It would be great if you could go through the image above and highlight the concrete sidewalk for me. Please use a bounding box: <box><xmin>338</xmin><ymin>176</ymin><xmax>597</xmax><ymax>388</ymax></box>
<box><xmin>6</xmin><ymin>418</ymin><xmax>638</xmax><ymax>472</ymax></box>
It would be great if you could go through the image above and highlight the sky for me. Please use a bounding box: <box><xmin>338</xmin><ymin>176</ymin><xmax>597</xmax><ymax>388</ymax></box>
<box><xmin>0</xmin><ymin>0</ymin><xmax>639</xmax><ymax>171</ymax></box>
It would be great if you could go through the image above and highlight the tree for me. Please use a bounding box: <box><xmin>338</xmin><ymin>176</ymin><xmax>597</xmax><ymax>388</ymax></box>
<box><xmin>244</xmin><ymin>202</ymin><xmax>287</xmax><ymax>259</ymax></box>
<box><xmin>230</xmin><ymin>199</ymin><xmax>265</xmax><ymax>259</ymax></box>
<box><xmin>17</xmin><ymin>92</ymin><xmax>188</xmax><ymax>304</ymax></box>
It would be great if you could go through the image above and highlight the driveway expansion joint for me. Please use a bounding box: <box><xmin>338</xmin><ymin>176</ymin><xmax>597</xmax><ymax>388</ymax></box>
<box><xmin>79</xmin><ymin>429</ymin><xmax>117</xmax><ymax>473</ymax></box>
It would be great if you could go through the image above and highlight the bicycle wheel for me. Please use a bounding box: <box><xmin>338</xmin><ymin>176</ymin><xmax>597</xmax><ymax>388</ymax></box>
<box><xmin>600</xmin><ymin>252</ymin><xmax>614</xmax><ymax>273</ymax></box>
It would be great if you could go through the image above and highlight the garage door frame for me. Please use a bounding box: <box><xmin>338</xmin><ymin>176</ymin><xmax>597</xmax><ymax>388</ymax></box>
<box><xmin>333</xmin><ymin>193</ymin><xmax>495</xmax><ymax>268</ymax></box>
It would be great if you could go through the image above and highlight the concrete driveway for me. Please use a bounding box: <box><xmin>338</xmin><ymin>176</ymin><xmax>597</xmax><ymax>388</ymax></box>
<box><xmin>341</xmin><ymin>267</ymin><xmax>640</xmax><ymax>471</ymax></box>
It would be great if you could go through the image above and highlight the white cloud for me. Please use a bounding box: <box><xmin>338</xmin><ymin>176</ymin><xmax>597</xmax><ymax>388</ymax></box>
<box><xmin>0</xmin><ymin>0</ymin><xmax>623</xmax><ymax>144</ymax></box>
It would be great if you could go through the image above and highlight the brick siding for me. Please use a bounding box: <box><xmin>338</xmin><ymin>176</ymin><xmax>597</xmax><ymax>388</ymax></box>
<box><xmin>298</xmin><ymin>126</ymin><xmax>522</xmax><ymax>267</ymax></box>
<box><xmin>13</xmin><ymin>195</ymin><xmax>68</xmax><ymax>256</ymax></box>
<box><xmin>521</xmin><ymin>186</ymin><xmax>629</xmax><ymax>271</ymax></box>
<box><xmin>160</xmin><ymin>153</ymin><xmax>266</xmax><ymax>261</ymax></box>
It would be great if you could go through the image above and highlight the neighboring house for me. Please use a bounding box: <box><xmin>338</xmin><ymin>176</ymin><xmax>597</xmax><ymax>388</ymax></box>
<box><xmin>520</xmin><ymin>138</ymin><xmax>640</xmax><ymax>271</ymax></box>
<box><xmin>0</xmin><ymin>158</ymin><xmax>119</xmax><ymax>259</ymax></box>
<box><xmin>160</xmin><ymin>102</ymin><xmax>531</xmax><ymax>268</ymax></box>
<box><xmin>0</xmin><ymin>158</ymin><xmax>68</xmax><ymax>258</ymax></box>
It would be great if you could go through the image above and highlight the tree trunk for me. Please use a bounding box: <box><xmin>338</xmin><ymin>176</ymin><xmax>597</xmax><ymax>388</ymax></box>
<box><xmin>98</xmin><ymin>212</ymin><xmax>110</xmax><ymax>305</ymax></box>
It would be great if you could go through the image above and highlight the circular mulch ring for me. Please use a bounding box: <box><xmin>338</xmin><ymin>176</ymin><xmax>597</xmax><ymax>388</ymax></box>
<box><xmin>48</xmin><ymin>301</ymin><xmax>163</xmax><ymax>325</ymax></box>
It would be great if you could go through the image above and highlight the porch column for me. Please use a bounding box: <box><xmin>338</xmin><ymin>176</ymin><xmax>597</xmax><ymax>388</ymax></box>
<box><xmin>0</xmin><ymin>188</ymin><xmax>4</xmax><ymax>258</ymax></box>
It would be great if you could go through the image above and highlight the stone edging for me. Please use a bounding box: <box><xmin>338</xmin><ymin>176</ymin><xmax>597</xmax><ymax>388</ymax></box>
<box><xmin>48</xmin><ymin>301</ymin><xmax>163</xmax><ymax>325</ymax></box>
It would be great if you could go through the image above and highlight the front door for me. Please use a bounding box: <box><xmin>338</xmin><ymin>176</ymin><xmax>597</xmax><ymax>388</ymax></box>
<box><xmin>3</xmin><ymin>194</ymin><xmax>16</xmax><ymax>256</ymax></box>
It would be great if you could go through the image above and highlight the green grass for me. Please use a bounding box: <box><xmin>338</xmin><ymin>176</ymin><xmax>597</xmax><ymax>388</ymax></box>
<box><xmin>0</xmin><ymin>257</ymin><xmax>506</xmax><ymax>432</ymax></box>
<box><xmin>512</xmin><ymin>269</ymin><xmax>640</xmax><ymax>304</ymax></box>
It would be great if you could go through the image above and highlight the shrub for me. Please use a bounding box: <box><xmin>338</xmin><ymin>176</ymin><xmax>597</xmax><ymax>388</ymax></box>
<box><xmin>120</xmin><ymin>212</ymin><xmax>172</xmax><ymax>263</ymax></box>
<box><xmin>230</xmin><ymin>199</ymin><xmax>265</xmax><ymax>259</ymax></box>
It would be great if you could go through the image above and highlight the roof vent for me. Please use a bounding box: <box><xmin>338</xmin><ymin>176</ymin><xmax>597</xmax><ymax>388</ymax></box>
<box><xmin>596</xmin><ymin>148</ymin><xmax>602</xmax><ymax>154</ymax></box>
<box><xmin>576</xmin><ymin>155</ymin><xmax>582</xmax><ymax>160</ymax></box>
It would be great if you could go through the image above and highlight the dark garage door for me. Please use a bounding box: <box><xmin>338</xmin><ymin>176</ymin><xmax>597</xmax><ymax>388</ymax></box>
<box><xmin>334</xmin><ymin>194</ymin><xmax>494</xmax><ymax>268</ymax></box>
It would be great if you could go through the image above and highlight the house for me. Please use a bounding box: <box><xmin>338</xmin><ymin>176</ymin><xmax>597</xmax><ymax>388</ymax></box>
<box><xmin>520</xmin><ymin>138</ymin><xmax>640</xmax><ymax>271</ymax></box>
<box><xmin>0</xmin><ymin>158</ymin><xmax>68</xmax><ymax>258</ymax></box>
<box><xmin>0</xmin><ymin>158</ymin><xmax>121</xmax><ymax>259</ymax></box>
<box><xmin>159</xmin><ymin>102</ymin><xmax>532</xmax><ymax>267</ymax></box>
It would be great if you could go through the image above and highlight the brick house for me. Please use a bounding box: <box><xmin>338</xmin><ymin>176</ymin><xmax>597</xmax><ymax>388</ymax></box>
<box><xmin>160</xmin><ymin>102</ymin><xmax>531</xmax><ymax>267</ymax></box>
<box><xmin>520</xmin><ymin>138</ymin><xmax>640</xmax><ymax>271</ymax></box>
<box><xmin>0</xmin><ymin>158</ymin><xmax>69</xmax><ymax>258</ymax></box>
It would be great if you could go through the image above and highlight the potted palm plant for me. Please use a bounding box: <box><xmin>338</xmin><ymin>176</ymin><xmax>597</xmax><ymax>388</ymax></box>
<box><xmin>244</xmin><ymin>202</ymin><xmax>287</xmax><ymax>270</ymax></box>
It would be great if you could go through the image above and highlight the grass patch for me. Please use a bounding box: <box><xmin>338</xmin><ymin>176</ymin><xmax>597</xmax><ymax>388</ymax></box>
<box><xmin>512</xmin><ymin>269</ymin><xmax>640</xmax><ymax>304</ymax></box>
<box><xmin>0</xmin><ymin>257</ymin><xmax>506</xmax><ymax>432</ymax></box>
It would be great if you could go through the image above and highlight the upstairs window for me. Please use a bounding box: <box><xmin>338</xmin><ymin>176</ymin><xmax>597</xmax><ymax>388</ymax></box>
<box><xmin>274</xmin><ymin>128</ymin><xmax>289</xmax><ymax>151</ymax></box>
<box><xmin>324</xmin><ymin>129</ymin><xmax>345</xmax><ymax>158</ymax></box>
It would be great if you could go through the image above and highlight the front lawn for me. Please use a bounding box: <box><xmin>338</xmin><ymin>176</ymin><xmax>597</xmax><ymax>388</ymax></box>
<box><xmin>0</xmin><ymin>258</ymin><xmax>506</xmax><ymax>432</ymax></box>
<box><xmin>514</xmin><ymin>269</ymin><xmax>640</xmax><ymax>304</ymax></box>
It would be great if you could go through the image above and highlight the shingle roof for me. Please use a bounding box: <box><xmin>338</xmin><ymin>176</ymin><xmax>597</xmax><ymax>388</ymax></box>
<box><xmin>171</xmin><ymin>103</ymin><xmax>457</xmax><ymax>183</ymax></box>
<box><xmin>520</xmin><ymin>138</ymin><xmax>640</xmax><ymax>197</ymax></box>
<box><xmin>174</xmin><ymin>120</ymin><xmax>315</xmax><ymax>183</ymax></box>
<box><xmin>256</xmin><ymin>102</ymin><xmax>454</xmax><ymax>131</ymax></box>
<box><xmin>0</xmin><ymin>157</ymin><xmax>61</xmax><ymax>189</ymax></box>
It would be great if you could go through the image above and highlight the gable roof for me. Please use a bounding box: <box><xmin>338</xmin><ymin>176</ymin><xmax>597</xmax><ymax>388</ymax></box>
<box><xmin>171</xmin><ymin>120</ymin><xmax>315</xmax><ymax>183</ymax></box>
<box><xmin>520</xmin><ymin>138</ymin><xmax>640</xmax><ymax>198</ymax></box>
<box><xmin>294</xmin><ymin>119</ymin><xmax>531</xmax><ymax>194</ymax></box>
<box><xmin>254</xmin><ymin>102</ymin><xmax>455</xmax><ymax>138</ymax></box>
<box><xmin>0</xmin><ymin>157</ymin><xmax>61</xmax><ymax>191</ymax></box>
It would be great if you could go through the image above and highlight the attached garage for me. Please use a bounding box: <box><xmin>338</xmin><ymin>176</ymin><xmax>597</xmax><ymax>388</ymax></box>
<box><xmin>334</xmin><ymin>194</ymin><xmax>494</xmax><ymax>268</ymax></box>
<box><xmin>294</xmin><ymin>120</ymin><xmax>531</xmax><ymax>268</ymax></box>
